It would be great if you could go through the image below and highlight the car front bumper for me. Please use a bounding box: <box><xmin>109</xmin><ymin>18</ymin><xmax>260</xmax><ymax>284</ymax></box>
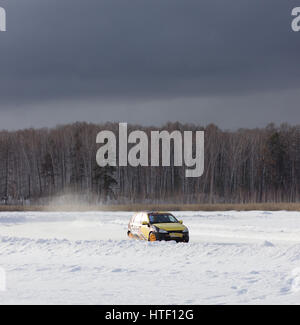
<box><xmin>155</xmin><ymin>232</ymin><xmax>189</xmax><ymax>242</ymax></box>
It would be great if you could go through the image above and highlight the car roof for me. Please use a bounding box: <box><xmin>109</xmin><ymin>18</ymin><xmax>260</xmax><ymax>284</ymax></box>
<box><xmin>146</xmin><ymin>211</ymin><xmax>172</xmax><ymax>214</ymax></box>
<box><xmin>132</xmin><ymin>211</ymin><xmax>173</xmax><ymax>215</ymax></box>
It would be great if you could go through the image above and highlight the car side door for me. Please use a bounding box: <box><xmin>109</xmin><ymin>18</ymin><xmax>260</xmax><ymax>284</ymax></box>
<box><xmin>129</xmin><ymin>213</ymin><xmax>137</xmax><ymax>234</ymax></box>
<box><xmin>132</xmin><ymin>213</ymin><xmax>141</xmax><ymax>235</ymax></box>
<box><xmin>140</xmin><ymin>213</ymin><xmax>150</xmax><ymax>240</ymax></box>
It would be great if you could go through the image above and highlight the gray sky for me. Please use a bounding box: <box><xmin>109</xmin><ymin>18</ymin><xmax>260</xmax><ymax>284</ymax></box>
<box><xmin>0</xmin><ymin>0</ymin><xmax>300</xmax><ymax>130</ymax></box>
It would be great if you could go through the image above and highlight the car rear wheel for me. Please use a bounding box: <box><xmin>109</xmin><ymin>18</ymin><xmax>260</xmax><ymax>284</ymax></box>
<box><xmin>149</xmin><ymin>232</ymin><xmax>157</xmax><ymax>242</ymax></box>
<box><xmin>127</xmin><ymin>231</ymin><xmax>134</xmax><ymax>239</ymax></box>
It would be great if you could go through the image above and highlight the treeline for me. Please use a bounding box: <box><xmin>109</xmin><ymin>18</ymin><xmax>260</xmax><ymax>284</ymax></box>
<box><xmin>0</xmin><ymin>122</ymin><xmax>299</xmax><ymax>205</ymax></box>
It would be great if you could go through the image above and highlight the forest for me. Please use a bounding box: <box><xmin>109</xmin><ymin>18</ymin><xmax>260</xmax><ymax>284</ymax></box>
<box><xmin>0</xmin><ymin>122</ymin><xmax>299</xmax><ymax>205</ymax></box>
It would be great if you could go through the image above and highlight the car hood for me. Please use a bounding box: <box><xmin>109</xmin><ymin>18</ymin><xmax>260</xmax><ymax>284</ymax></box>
<box><xmin>152</xmin><ymin>223</ymin><xmax>186</xmax><ymax>231</ymax></box>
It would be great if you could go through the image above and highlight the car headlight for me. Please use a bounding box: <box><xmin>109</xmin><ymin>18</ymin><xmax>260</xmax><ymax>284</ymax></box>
<box><xmin>158</xmin><ymin>228</ymin><xmax>168</xmax><ymax>233</ymax></box>
<box><xmin>153</xmin><ymin>226</ymin><xmax>168</xmax><ymax>233</ymax></box>
<box><xmin>182</xmin><ymin>227</ymin><xmax>189</xmax><ymax>233</ymax></box>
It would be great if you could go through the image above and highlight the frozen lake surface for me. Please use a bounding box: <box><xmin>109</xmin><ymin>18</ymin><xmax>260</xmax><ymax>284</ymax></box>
<box><xmin>1</xmin><ymin>210</ymin><xmax>300</xmax><ymax>304</ymax></box>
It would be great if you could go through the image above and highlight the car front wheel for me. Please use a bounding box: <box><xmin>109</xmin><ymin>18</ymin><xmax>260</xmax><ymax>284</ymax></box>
<box><xmin>148</xmin><ymin>232</ymin><xmax>157</xmax><ymax>242</ymax></box>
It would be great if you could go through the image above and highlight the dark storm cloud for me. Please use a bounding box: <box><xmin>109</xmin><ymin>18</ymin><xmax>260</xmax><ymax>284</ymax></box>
<box><xmin>0</xmin><ymin>0</ymin><xmax>300</xmax><ymax>129</ymax></box>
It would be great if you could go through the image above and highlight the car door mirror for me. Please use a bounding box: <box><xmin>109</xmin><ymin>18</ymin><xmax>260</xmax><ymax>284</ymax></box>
<box><xmin>179</xmin><ymin>220</ymin><xmax>183</xmax><ymax>224</ymax></box>
<box><xmin>142</xmin><ymin>221</ymin><xmax>149</xmax><ymax>226</ymax></box>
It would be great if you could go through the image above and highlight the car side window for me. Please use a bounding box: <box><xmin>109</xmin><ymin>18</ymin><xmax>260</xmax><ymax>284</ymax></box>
<box><xmin>134</xmin><ymin>213</ymin><xmax>142</xmax><ymax>225</ymax></box>
<box><xmin>142</xmin><ymin>214</ymin><xmax>149</xmax><ymax>224</ymax></box>
<box><xmin>131</xmin><ymin>214</ymin><xmax>137</xmax><ymax>224</ymax></box>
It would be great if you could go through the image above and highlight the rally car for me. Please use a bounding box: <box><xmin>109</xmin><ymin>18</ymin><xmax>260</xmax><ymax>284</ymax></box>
<box><xmin>127</xmin><ymin>211</ymin><xmax>189</xmax><ymax>243</ymax></box>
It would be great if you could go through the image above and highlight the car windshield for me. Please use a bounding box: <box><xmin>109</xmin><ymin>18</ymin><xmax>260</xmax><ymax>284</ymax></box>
<box><xmin>148</xmin><ymin>213</ymin><xmax>178</xmax><ymax>224</ymax></box>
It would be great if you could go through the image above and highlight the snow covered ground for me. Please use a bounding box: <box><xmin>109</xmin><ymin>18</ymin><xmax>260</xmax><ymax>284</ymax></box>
<box><xmin>1</xmin><ymin>210</ymin><xmax>300</xmax><ymax>304</ymax></box>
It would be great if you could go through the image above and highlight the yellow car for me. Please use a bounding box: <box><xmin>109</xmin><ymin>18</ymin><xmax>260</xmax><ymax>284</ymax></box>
<box><xmin>127</xmin><ymin>212</ymin><xmax>189</xmax><ymax>243</ymax></box>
